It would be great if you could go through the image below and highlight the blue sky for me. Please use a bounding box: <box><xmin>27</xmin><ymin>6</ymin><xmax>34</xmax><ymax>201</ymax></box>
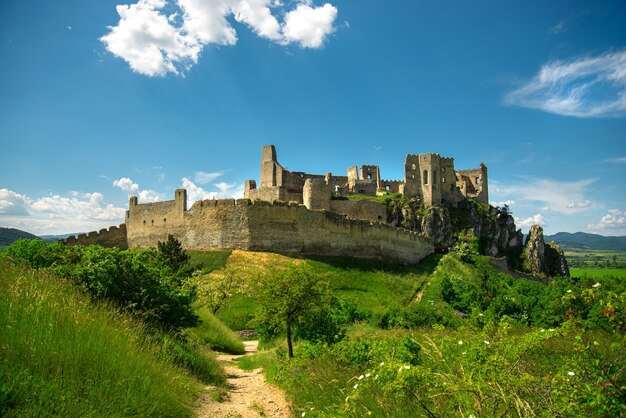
<box><xmin>1</xmin><ymin>0</ymin><xmax>625</xmax><ymax>236</ymax></box>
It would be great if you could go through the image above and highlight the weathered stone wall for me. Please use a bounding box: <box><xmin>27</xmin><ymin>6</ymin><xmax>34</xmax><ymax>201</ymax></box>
<box><xmin>456</xmin><ymin>164</ymin><xmax>488</xmax><ymax>204</ymax></box>
<box><xmin>330</xmin><ymin>200</ymin><xmax>387</xmax><ymax>223</ymax></box>
<box><xmin>65</xmin><ymin>224</ymin><xmax>127</xmax><ymax>249</ymax></box>
<box><xmin>125</xmin><ymin>195</ymin><xmax>433</xmax><ymax>264</ymax></box>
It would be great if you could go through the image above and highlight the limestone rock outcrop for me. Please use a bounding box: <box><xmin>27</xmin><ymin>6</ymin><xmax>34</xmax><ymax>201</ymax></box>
<box><xmin>522</xmin><ymin>225</ymin><xmax>569</xmax><ymax>277</ymax></box>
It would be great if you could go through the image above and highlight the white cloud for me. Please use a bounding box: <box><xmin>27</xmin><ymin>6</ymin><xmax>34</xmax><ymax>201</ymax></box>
<box><xmin>0</xmin><ymin>188</ymin><xmax>127</xmax><ymax>235</ymax></box>
<box><xmin>505</xmin><ymin>49</ymin><xmax>626</xmax><ymax>118</ymax></box>
<box><xmin>567</xmin><ymin>200</ymin><xmax>592</xmax><ymax>209</ymax></box>
<box><xmin>194</xmin><ymin>170</ymin><xmax>225</xmax><ymax>184</ymax></box>
<box><xmin>182</xmin><ymin>177</ymin><xmax>219</xmax><ymax>203</ymax></box>
<box><xmin>491</xmin><ymin>200</ymin><xmax>516</xmax><ymax>207</ymax></box>
<box><xmin>492</xmin><ymin>177</ymin><xmax>596</xmax><ymax>215</ymax></box>
<box><xmin>31</xmin><ymin>193</ymin><xmax>125</xmax><ymax>221</ymax></box>
<box><xmin>182</xmin><ymin>177</ymin><xmax>244</xmax><ymax>206</ymax></box>
<box><xmin>0</xmin><ymin>188</ymin><xmax>32</xmax><ymax>216</ymax></box>
<box><xmin>101</xmin><ymin>0</ymin><xmax>202</xmax><ymax>77</ymax></box>
<box><xmin>282</xmin><ymin>2</ymin><xmax>337</xmax><ymax>48</ymax></box>
<box><xmin>515</xmin><ymin>213</ymin><xmax>546</xmax><ymax>231</ymax></box>
<box><xmin>113</xmin><ymin>177</ymin><xmax>161</xmax><ymax>202</ymax></box>
<box><xmin>101</xmin><ymin>0</ymin><xmax>339</xmax><ymax>76</ymax></box>
<box><xmin>587</xmin><ymin>209</ymin><xmax>626</xmax><ymax>235</ymax></box>
<box><xmin>606</xmin><ymin>156</ymin><xmax>626</xmax><ymax>163</ymax></box>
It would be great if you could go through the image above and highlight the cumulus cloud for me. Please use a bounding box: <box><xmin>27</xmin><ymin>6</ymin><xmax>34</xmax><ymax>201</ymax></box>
<box><xmin>492</xmin><ymin>177</ymin><xmax>596</xmax><ymax>215</ymax></box>
<box><xmin>505</xmin><ymin>49</ymin><xmax>626</xmax><ymax>118</ymax></box>
<box><xmin>181</xmin><ymin>177</ymin><xmax>244</xmax><ymax>206</ymax></box>
<box><xmin>491</xmin><ymin>200</ymin><xmax>516</xmax><ymax>208</ymax></box>
<box><xmin>101</xmin><ymin>0</ymin><xmax>339</xmax><ymax>76</ymax></box>
<box><xmin>587</xmin><ymin>209</ymin><xmax>626</xmax><ymax>235</ymax></box>
<box><xmin>515</xmin><ymin>213</ymin><xmax>546</xmax><ymax>231</ymax></box>
<box><xmin>282</xmin><ymin>2</ymin><xmax>337</xmax><ymax>48</ymax></box>
<box><xmin>0</xmin><ymin>188</ymin><xmax>127</xmax><ymax>235</ymax></box>
<box><xmin>113</xmin><ymin>177</ymin><xmax>161</xmax><ymax>202</ymax></box>
<box><xmin>0</xmin><ymin>188</ymin><xmax>32</xmax><ymax>216</ymax></box>
<box><xmin>194</xmin><ymin>170</ymin><xmax>225</xmax><ymax>184</ymax></box>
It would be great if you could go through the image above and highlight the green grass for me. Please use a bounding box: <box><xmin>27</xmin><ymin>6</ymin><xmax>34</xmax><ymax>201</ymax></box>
<box><xmin>0</xmin><ymin>258</ymin><xmax>218</xmax><ymax>417</ymax></box>
<box><xmin>570</xmin><ymin>267</ymin><xmax>626</xmax><ymax>278</ymax></box>
<box><xmin>215</xmin><ymin>251</ymin><xmax>441</xmax><ymax>329</ymax></box>
<box><xmin>188</xmin><ymin>249</ymin><xmax>232</xmax><ymax>272</ymax></box>
<box><xmin>184</xmin><ymin>306</ymin><xmax>245</xmax><ymax>354</ymax></box>
<box><xmin>565</xmin><ymin>249</ymin><xmax>626</xmax><ymax>269</ymax></box>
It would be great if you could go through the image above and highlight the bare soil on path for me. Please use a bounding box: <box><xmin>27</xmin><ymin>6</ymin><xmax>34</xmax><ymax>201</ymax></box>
<box><xmin>196</xmin><ymin>341</ymin><xmax>292</xmax><ymax>418</ymax></box>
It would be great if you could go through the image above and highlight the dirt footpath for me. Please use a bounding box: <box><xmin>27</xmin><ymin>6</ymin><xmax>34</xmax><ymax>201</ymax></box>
<box><xmin>196</xmin><ymin>341</ymin><xmax>292</xmax><ymax>418</ymax></box>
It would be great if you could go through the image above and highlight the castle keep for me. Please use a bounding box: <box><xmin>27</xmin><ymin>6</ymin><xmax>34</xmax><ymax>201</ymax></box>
<box><xmin>65</xmin><ymin>145</ymin><xmax>489</xmax><ymax>264</ymax></box>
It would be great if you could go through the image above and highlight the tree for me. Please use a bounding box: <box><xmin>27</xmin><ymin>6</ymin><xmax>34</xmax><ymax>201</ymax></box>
<box><xmin>193</xmin><ymin>266</ymin><xmax>249</xmax><ymax>314</ymax></box>
<box><xmin>255</xmin><ymin>263</ymin><xmax>333</xmax><ymax>358</ymax></box>
<box><xmin>157</xmin><ymin>234</ymin><xmax>192</xmax><ymax>276</ymax></box>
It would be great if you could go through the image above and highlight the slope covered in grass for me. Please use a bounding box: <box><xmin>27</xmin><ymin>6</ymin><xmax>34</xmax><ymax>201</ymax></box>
<box><xmin>214</xmin><ymin>250</ymin><xmax>440</xmax><ymax>329</ymax></box>
<box><xmin>184</xmin><ymin>306</ymin><xmax>245</xmax><ymax>354</ymax></box>
<box><xmin>0</xmin><ymin>258</ymin><xmax>213</xmax><ymax>417</ymax></box>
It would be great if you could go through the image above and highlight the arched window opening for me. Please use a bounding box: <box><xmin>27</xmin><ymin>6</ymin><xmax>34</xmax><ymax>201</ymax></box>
<box><xmin>423</xmin><ymin>170</ymin><xmax>429</xmax><ymax>185</ymax></box>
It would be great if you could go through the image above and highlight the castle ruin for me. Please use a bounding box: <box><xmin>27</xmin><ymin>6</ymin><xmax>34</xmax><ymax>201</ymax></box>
<box><xmin>245</xmin><ymin>145</ymin><xmax>488</xmax><ymax>209</ymax></box>
<box><xmin>65</xmin><ymin>145</ymin><xmax>489</xmax><ymax>265</ymax></box>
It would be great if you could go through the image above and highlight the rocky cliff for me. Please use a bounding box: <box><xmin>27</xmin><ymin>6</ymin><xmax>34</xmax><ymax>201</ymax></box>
<box><xmin>387</xmin><ymin>197</ymin><xmax>567</xmax><ymax>277</ymax></box>
<box><xmin>523</xmin><ymin>225</ymin><xmax>569</xmax><ymax>277</ymax></box>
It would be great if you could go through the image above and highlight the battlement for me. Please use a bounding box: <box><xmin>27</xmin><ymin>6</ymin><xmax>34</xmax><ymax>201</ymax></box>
<box><xmin>65</xmin><ymin>224</ymin><xmax>127</xmax><ymax>249</ymax></box>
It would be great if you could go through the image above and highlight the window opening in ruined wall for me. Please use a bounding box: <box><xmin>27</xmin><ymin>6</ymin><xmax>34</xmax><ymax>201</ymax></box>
<box><xmin>423</xmin><ymin>170</ymin><xmax>429</xmax><ymax>185</ymax></box>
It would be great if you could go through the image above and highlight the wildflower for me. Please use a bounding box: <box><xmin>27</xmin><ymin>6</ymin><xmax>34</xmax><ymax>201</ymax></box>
<box><xmin>358</xmin><ymin>375</ymin><xmax>364</xmax><ymax>380</ymax></box>
<box><xmin>567</xmin><ymin>289</ymin><xmax>572</xmax><ymax>293</ymax></box>
<box><xmin>568</xmin><ymin>371</ymin><xmax>575</xmax><ymax>376</ymax></box>
<box><xmin>540</xmin><ymin>329</ymin><xmax>545</xmax><ymax>333</ymax></box>
<box><xmin>345</xmin><ymin>396</ymin><xmax>349</xmax><ymax>402</ymax></box>
<box><xmin>462</xmin><ymin>351</ymin><xmax>467</xmax><ymax>355</ymax></box>
<box><xmin>549</xmin><ymin>328</ymin><xmax>554</xmax><ymax>332</ymax></box>
<box><xmin>365</xmin><ymin>373</ymin><xmax>371</xmax><ymax>378</ymax></box>
<box><xmin>593</xmin><ymin>282</ymin><xmax>601</xmax><ymax>288</ymax></box>
<box><xmin>380</xmin><ymin>362</ymin><xmax>385</xmax><ymax>367</ymax></box>
<box><xmin>404</xmin><ymin>365</ymin><xmax>410</xmax><ymax>370</ymax></box>
<box><xmin>302</xmin><ymin>413</ymin><xmax>306</xmax><ymax>417</ymax></box>
<box><xmin>458</xmin><ymin>340</ymin><xmax>464</xmax><ymax>345</ymax></box>
<box><xmin>479</xmin><ymin>313</ymin><xmax>484</xmax><ymax>317</ymax></box>
<box><xmin>375</xmin><ymin>374</ymin><xmax>379</xmax><ymax>379</ymax></box>
<box><xmin>353</xmin><ymin>383</ymin><xmax>358</xmax><ymax>390</ymax></box>
<box><xmin>484</xmin><ymin>340</ymin><xmax>490</xmax><ymax>345</ymax></box>
<box><xmin>399</xmin><ymin>366</ymin><xmax>403</xmax><ymax>372</ymax></box>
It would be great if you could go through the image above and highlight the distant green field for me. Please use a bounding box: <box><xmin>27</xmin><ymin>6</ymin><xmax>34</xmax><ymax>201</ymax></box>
<box><xmin>564</xmin><ymin>249</ymin><xmax>626</xmax><ymax>269</ymax></box>
<box><xmin>570</xmin><ymin>268</ymin><xmax>626</xmax><ymax>278</ymax></box>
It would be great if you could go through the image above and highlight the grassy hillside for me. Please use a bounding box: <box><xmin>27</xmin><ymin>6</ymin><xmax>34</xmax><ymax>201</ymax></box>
<box><xmin>0</xmin><ymin>257</ymin><xmax>223</xmax><ymax>417</ymax></box>
<box><xmin>0</xmin><ymin>227</ymin><xmax>39</xmax><ymax>247</ymax></box>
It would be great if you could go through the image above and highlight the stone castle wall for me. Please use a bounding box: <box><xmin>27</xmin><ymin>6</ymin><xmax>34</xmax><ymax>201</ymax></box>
<box><xmin>65</xmin><ymin>224</ymin><xmax>128</xmax><ymax>249</ymax></box>
<box><xmin>124</xmin><ymin>195</ymin><xmax>433</xmax><ymax>264</ymax></box>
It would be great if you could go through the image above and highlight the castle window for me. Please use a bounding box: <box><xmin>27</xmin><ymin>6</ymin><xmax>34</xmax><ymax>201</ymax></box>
<box><xmin>442</xmin><ymin>177</ymin><xmax>446</xmax><ymax>183</ymax></box>
<box><xmin>412</xmin><ymin>164</ymin><xmax>416</xmax><ymax>170</ymax></box>
<box><xmin>367</xmin><ymin>174</ymin><xmax>372</xmax><ymax>179</ymax></box>
<box><xmin>151</xmin><ymin>220</ymin><xmax>154</xmax><ymax>225</ymax></box>
<box><xmin>335</xmin><ymin>185</ymin><xmax>340</xmax><ymax>192</ymax></box>
<box><xmin>385</xmin><ymin>185</ymin><xmax>390</xmax><ymax>190</ymax></box>
<box><xmin>476</xmin><ymin>177</ymin><xmax>481</xmax><ymax>184</ymax></box>
<box><xmin>163</xmin><ymin>218</ymin><xmax>167</xmax><ymax>222</ymax></box>
<box><xmin>423</xmin><ymin>170</ymin><xmax>429</xmax><ymax>185</ymax></box>
<box><xmin>143</xmin><ymin>220</ymin><xmax>146</xmax><ymax>224</ymax></box>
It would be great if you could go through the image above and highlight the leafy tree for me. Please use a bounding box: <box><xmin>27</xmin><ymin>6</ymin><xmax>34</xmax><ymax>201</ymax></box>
<box><xmin>254</xmin><ymin>263</ymin><xmax>333</xmax><ymax>358</ymax></box>
<box><xmin>193</xmin><ymin>266</ymin><xmax>249</xmax><ymax>314</ymax></box>
<box><xmin>157</xmin><ymin>234</ymin><xmax>194</xmax><ymax>278</ymax></box>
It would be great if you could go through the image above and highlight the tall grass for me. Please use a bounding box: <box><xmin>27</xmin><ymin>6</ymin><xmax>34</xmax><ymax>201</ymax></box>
<box><xmin>184</xmin><ymin>306</ymin><xmax>245</xmax><ymax>354</ymax></box>
<box><xmin>0</xmin><ymin>258</ymin><xmax>208</xmax><ymax>417</ymax></box>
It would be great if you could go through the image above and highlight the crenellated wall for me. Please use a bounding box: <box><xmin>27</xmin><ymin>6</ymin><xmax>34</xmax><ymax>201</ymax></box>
<box><xmin>123</xmin><ymin>193</ymin><xmax>433</xmax><ymax>264</ymax></box>
<box><xmin>65</xmin><ymin>224</ymin><xmax>128</xmax><ymax>249</ymax></box>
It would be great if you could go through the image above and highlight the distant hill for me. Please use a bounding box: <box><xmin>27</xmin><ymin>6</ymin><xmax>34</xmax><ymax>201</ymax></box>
<box><xmin>0</xmin><ymin>227</ymin><xmax>40</xmax><ymax>247</ymax></box>
<box><xmin>544</xmin><ymin>232</ymin><xmax>626</xmax><ymax>252</ymax></box>
<box><xmin>39</xmin><ymin>233</ymin><xmax>75</xmax><ymax>243</ymax></box>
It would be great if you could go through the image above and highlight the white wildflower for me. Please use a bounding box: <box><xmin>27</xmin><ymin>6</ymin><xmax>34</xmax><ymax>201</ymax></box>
<box><xmin>484</xmin><ymin>340</ymin><xmax>490</xmax><ymax>345</ymax></box>
<box><xmin>567</xmin><ymin>289</ymin><xmax>572</xmax><ymax>293</ymax></box>
<box><xmin>540</xmin><ymin>329</ymin><xmax>545</xmax><ymax>332</ymax></box>
<box><xmin>458</xmin><ymin>340</ymin><xmax>464</xmax><ymax>345</ymax></box>
<box><xmin>302</xmin><ymin>413</ymin><xmax>306</xmax><ymax>417</ymax></box>
<box><xmin>353</xmin><ymin>383</ymin><xmax>358</xmax><ymax>390</ymax></box>
<box><xmin>593</xmin><ymin>282</ymin><xmax>601</xmax><ymax>288</ymax></box>
<box><xmin>380</xmin><ymin>362</ymin><xmax>385</xmax><ymax>367</ymax></box>
<box><xmin>549</xmin><ymin>328</ymin><xmax>555</xmax><ymax>332</ymax></box>
<box><xmin>568</xmin><ymin>371</ymin><xmax>575</xmax><ymax>376</ymax></box>
<box><xmin>479</xmin><ymin>313</ymin><xmax>484</xmax><ymax>317</ymax></box>
<box><xmin>358</xmin><ymin>374</ymin><xmax>364</xmax><ymax>380</ymax></box>
<box><xmin>404</xmin><ymin>365</ymin><xmax>410</xmax><ymax>370</ymax></box>
<box><xmin>365</xmin><ymin>373</ymin><xmax>371</xmax><ymax>378</ymax></box>
<box><xmin>345</xmin><ymin>396</ymin><xmax>349</xmax><ymax>402</ymax></box>
<box><xmin>462</xmin><ymin>351</ymin><xmax>467</xmax><ymax>355</ymax></box>
<box><xmin>375</xmin><ymin>374</ymin><xmax>379</xmax><ymax>379</ymax></box>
